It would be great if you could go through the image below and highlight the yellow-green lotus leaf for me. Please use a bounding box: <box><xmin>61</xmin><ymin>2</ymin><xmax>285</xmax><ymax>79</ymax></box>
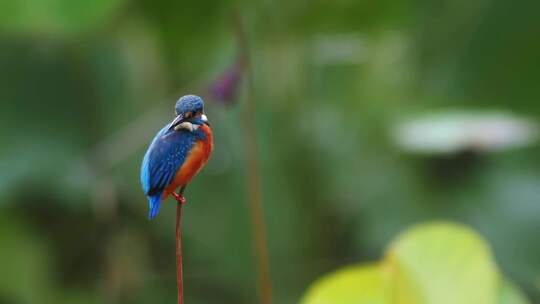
<box><xmin>498</xmin><ymin>278</ymin><xmax>530</xmax><ymax>304</ymax></box>
<box><xmin>384</xmin><ymin>222</ymin><xmax>499</xmax><ymax>304</ymax></box>
<box><xmin>301</xmin><ymin>263</ymin><xmax>389</xmax><ymax>304</ymax></box>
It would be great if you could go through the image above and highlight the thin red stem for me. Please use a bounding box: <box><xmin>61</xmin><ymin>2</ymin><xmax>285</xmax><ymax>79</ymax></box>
<box><xmin>176</xmin><ymin>203</ymin><xmax>184</xmax><ymax>304</ymax></box>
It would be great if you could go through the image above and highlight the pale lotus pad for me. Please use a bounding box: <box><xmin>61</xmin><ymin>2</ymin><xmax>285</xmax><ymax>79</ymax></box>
<box><xmin>393</xmin><ymin>110</ymin><xmax>539</xmax><ymax>154</ymax></box>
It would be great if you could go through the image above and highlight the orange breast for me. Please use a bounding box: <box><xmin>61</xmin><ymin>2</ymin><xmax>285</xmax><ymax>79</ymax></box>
<box><xmin>163</xmin><ymin>124</ymin><xmax>213</xmax><ymax>197</ymax></box>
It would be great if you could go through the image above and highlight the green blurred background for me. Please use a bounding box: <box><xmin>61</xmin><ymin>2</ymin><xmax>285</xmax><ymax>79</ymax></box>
<box><xmin>1</xmin><ymin>0</ymin><xmax>539</xmax><ymax>303</ymax></box>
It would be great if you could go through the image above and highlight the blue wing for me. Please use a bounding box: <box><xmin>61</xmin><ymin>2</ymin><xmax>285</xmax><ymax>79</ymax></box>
<box><xmin>140</xmin><ymin>123</ymin><xmax>197</xmax><ymax>219</ymax></box>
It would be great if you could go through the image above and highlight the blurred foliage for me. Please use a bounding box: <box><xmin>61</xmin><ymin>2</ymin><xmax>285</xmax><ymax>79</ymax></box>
<box><xmin>301</xmin><ymin>222</ymin><xmax>529</xmax><ymax>304</ymax></box>
<box><xmin>0</xmin><ymin>0</ymin><xmax>539</xmax><ymax>303</ymax></box>
<box><xmin>0</xmin><ymin>0</ymin><xmax>126</xmax><ymax>35</ymax></box>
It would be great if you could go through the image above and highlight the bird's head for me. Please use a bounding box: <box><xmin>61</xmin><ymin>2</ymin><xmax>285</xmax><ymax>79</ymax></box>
<box><xmin>169</xmin><ymin>95</ymin><xmax>209</xmax><ymax>132</ymax></box>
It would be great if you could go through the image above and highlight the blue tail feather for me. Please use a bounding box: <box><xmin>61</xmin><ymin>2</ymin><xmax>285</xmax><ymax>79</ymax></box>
<box><xmin>148</xmin><ymin>194</ymin><xmax>162</xmax><ymax>220</ymax></box>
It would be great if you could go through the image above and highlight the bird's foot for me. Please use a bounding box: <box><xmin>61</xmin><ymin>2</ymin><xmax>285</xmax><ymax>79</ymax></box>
<box><xmin>172</xmin><ymin>192</ymin><xmax>187</xmax><ymax>205</ymax></box>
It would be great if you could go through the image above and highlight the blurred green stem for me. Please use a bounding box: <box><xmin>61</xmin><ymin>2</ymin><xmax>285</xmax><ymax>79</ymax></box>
<box><xmin>234</xmin><ymin>13</ymin><xmax>273</xmax><ymax>304</ymax></box>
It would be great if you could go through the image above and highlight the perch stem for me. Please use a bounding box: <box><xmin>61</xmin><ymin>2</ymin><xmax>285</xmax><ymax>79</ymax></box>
<box><xmin>176</xmin><ymin>186</ymin><xmax>187</xmax><ymax>304</ymax></box>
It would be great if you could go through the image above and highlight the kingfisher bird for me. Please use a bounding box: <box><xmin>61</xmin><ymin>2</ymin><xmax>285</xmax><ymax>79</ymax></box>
<box><xmin>140</xmin><ymin>95</ymin><xmax>214</xmax><ymax>219</ymax></box>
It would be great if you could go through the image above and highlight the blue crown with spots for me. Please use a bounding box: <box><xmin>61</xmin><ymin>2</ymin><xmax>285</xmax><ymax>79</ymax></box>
<box><xmin>175</xmin><ymin>95</ymin><xmax>204</xmax><ymax>115</ymax></box>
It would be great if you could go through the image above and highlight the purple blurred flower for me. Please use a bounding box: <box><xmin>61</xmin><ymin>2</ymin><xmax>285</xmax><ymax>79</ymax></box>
<box><xmin>209</xmin><ymin>60</ymin><xmax>243</xmax><ymax>105</ymax></box>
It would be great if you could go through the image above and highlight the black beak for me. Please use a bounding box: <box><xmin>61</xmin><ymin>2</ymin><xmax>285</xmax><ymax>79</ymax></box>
<box><xmin>168</xmin><ymin>114</ymin><xmax>184</xmax><ymax>130</ymax></box>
